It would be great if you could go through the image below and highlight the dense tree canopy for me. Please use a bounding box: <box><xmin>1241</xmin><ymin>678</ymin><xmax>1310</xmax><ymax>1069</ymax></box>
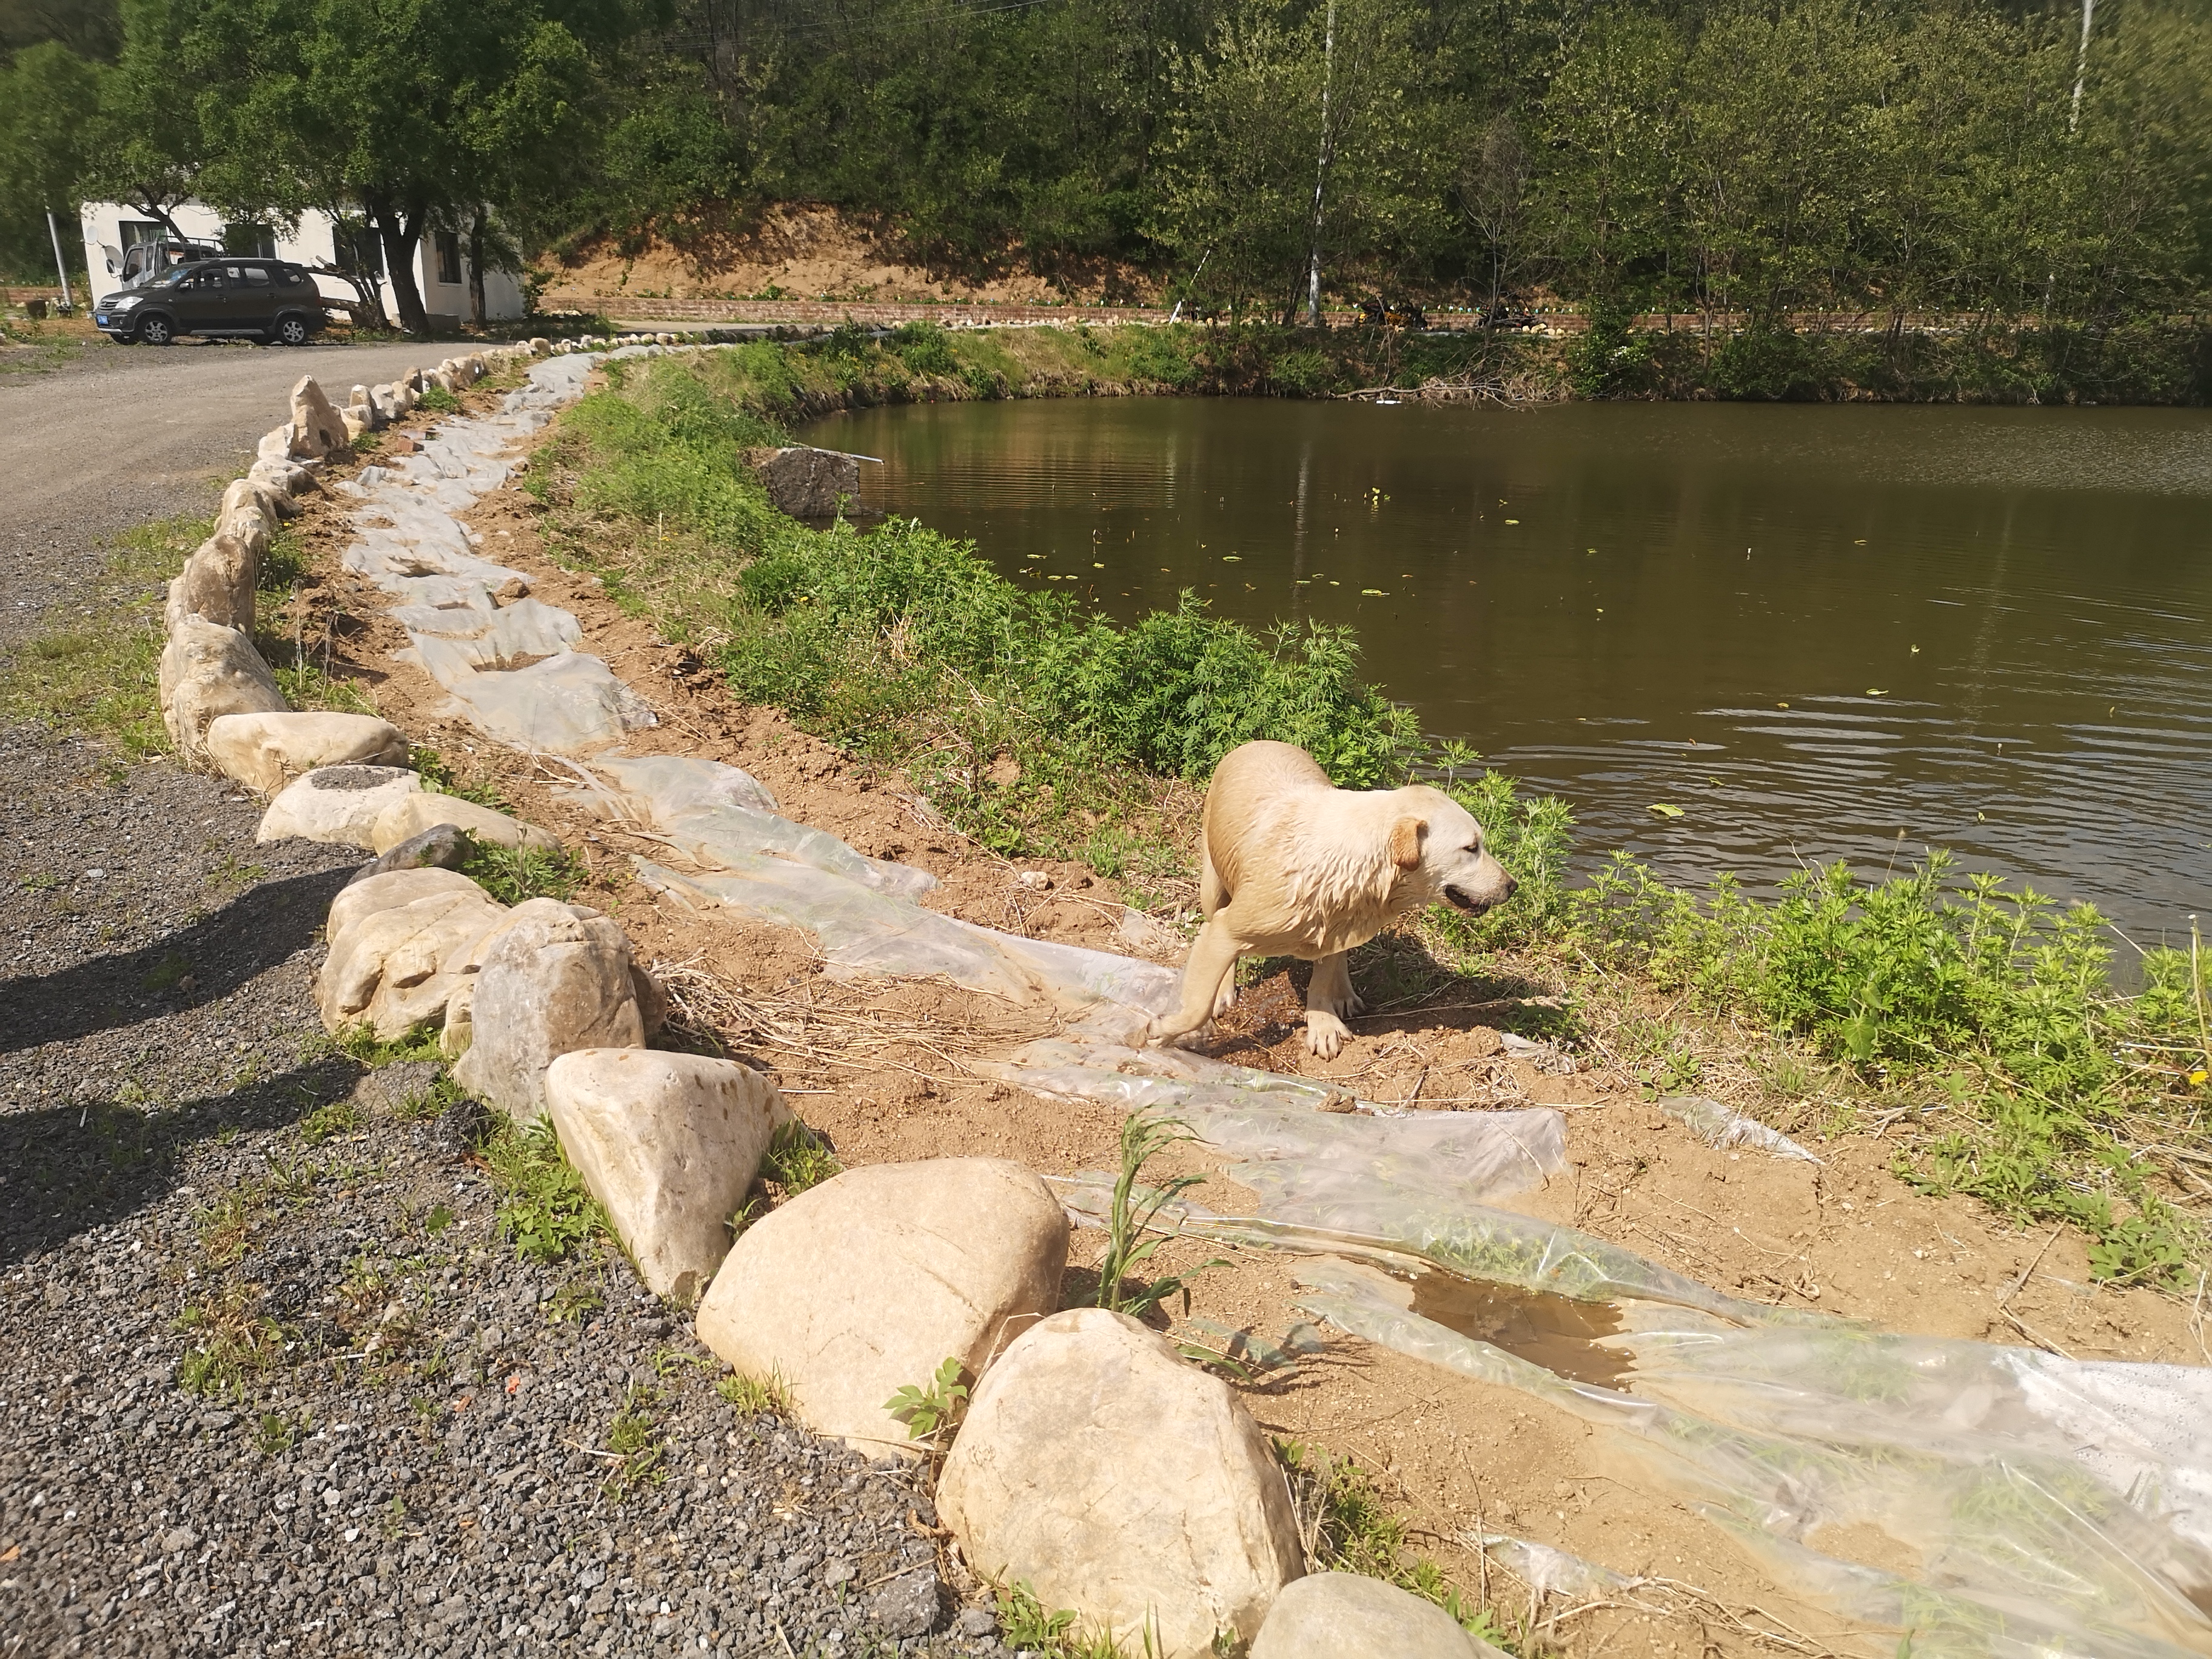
<box><xmin>5</xmin><ymin>0</ymin><xmax>2208</xmax><ymax>332</ymax></box>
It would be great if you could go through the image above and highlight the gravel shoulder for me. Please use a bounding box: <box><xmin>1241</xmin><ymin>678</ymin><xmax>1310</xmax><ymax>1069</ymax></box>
<box><xmin>0</xmin><ymin>338</ymin><xmax>453</xmax><ymax>652</ymax></box>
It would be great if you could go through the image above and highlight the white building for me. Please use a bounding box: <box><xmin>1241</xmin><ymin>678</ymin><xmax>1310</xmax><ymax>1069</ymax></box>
<box><xmin>78</xmin><ymin>201</ymin><xmax>526</xmax><ymax>326</ymax></box>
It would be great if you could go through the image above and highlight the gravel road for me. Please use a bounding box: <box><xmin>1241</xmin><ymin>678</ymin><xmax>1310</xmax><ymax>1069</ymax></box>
<box><xmin>0</xmin><ymin>340</ymin><xmax>438</xmax><ymax>651</ymax></box>
<box><xmin>0</xmin><ymin>360</ymin><xmax>1005</xmax><ymax>1655</ymax></box>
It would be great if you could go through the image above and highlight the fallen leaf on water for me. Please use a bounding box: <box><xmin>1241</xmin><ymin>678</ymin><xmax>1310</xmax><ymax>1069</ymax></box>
<box><xmin>1361</xmin><ymin>588</ymin><xmax>1387</xmax><ymax>596</ymax></box>
<box><xmin>1221</xmin><ymin>554</ymin><xmax>1241</xmax><ymax>561</ymax></box>
<box><xmin>1866</xmin><ymin>688</ymin><xmax>1888</xmax><ymax>696</ymax></box>
<box><xmin>1504</xmin><ymin>518</ymin><xmax>1520</xmax><ymax>525</ymax></box>
<box><xmin>1649</xmin><ymin>803</ymin><xmax>1684</xmax><ymax>818</ymax></box>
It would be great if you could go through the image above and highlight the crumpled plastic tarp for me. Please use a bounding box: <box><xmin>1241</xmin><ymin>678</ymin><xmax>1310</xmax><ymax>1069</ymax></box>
<box><xmin>333</xmin><ymin>353</ymin><xmax>661</xmax><ymax>754</ymax></box>
<box><xmin>982</xmin><ymin>1036</ymin><xmax>1568</xmax><ymax>1206</ymax></box>
<box><xmin>1659</xmin><ymin>1094</ymin><xmax>1822</xmax><ymax>1162</ymax></box>
<box><xmin>1291</xmin><ymin>1259</ymin><xmax>2212</xmax><ymax>1659</ymax></box>
<box><xmin>634</xmin><ymin>857</ymin><xmax>1182</xmax><ymax>1016</ymax></box>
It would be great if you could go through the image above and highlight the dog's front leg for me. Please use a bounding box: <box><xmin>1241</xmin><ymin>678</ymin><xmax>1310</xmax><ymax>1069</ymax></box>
<box><xmin>1304</xmin><ymin>951</ymin><xmax>1362</xmax><ymax>1059</ymax></box>
<box><xmin>1151</xmin><ymin>919</ymin><xmax>1242</xmax><ymax>1047</ymax></box>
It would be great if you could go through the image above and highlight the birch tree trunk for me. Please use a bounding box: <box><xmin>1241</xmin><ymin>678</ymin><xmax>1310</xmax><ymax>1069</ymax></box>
<box><xmin>1303</xmin><ymin>0</ymin><xmax>1336</xmax><ymax>328</ymax></box>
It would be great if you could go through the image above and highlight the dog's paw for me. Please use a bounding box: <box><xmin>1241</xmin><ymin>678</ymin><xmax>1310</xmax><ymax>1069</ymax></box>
<box><xmin>1304</xmin><ymin>1011</ymin><xmax>1350</xmax><ymax>1060</ymax></box>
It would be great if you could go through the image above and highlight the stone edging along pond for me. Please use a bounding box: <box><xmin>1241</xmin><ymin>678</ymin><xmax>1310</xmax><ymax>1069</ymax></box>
<box><xmin>149</xmin><ymin>333</ymin><xmax>1511</xmax><ymax>1659</ymax></box>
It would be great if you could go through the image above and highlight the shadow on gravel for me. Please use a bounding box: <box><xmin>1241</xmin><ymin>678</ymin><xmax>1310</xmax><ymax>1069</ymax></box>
<box><xmin>0</xmin><ymin>866</ymin><xmax>349</xmax><ymax>1055</ymax></box>
<box><xmin>0</xmin><ymin>1052</ymin><xmax>363</xmax><ymax>1266</ymax></box>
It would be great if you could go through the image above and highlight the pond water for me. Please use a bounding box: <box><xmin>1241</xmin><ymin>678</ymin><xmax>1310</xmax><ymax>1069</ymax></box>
<box><xmin>810</xmin><ymin>397</ymin><xmax>2212</xmax><ymax>944</ymax></box>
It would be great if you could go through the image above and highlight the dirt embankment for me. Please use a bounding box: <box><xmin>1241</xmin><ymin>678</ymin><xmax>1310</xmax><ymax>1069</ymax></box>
<box><xmin>538</xmin><ymin>202</ymin><xmax>1161</xmax><ymax>315</ymax></box>
<box><xmin>276</xmin><ymin>372</ymin><xmax>2211</xmax><ymax>1657</ymax></box>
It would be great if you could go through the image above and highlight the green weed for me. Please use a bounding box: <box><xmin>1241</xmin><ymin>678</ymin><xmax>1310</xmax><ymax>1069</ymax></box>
<box><xmin>408</xmin><ymin>743</ymin><xmax>508</xmax><ymax>808</ymax></box>
<box><xmin>458</xmin><ymin>834</ymin><xmax>585</xmax><ymax>905</ymax></box>
<box><xmin>273</xmin><ymin>659</ymin><xmax>380</xmax><ymax>717</ymax></box>
<box><xmin>994</xmin><ymin>1581</ymin><xmax>1127</xmax><ymax>1658</ymax></box>
<box><xmin>883</xmin><ymin>1356</ymin><xmax>968</xmax><ymax>1447</ymax></box>
<box><xmin>257</xmin><ymin>528</ymin><xmax>309</xmax><ymax>592</ymax></box>
<box><xmin>1278</xmin><ymin>1442</ymin><xmax>1509</xmax><ymax>1644</ymax></box>
<box><xmin>481</xmin><ymin>1116</ymin><xmax>614</xmax><ymax>1265</ymax></box>
<box><xmin>602</xmin><ymin>1384</ymin><xmax>668</xmax><ymax>1500</ymax></box>
<box><xmin>1093</xmin><ymin>1113</ymin><xmax>1225</xmax><ymax>1322</ymax></box>
<box><xmin>1547</xmin><ymin>850</ymin><xmax>2210</xmax><ymax>1287</ymax></box>
<box><xmin>300</xmin><ymin>1097</ymin><xmax>362</xmax><ymax>1145</ymax></box>
<box><xmin>141</xmin><ymin>952</ymin><xmax>192</xmax><ymax>992</ymax></box>
<box><xmin>760</xmin><ymin>1120</ymin><xmax>842</xmax><ymax>1195</ymax></box>
<box><xmin>322</xmin><ymin>1022</ymin><xmax>443</xmax><ymax>1068</ymax></box>
<box><xmin>176</xmin><ymin>1284</ymin><xmax>288</xmax><ymax>1398</ymax></box>
<box><xmin>716</xmin><ymin>1370</ymin><xmax>792</xmax><ymax>1416</ymax></box>
<box><xmin>415</xmin><ymin>384</ymin><xmax>461</xmax><ymax>414</ymax></box>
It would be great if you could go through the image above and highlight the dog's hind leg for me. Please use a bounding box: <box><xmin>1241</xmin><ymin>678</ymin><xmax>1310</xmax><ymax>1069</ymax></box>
<box><xmin>1151</xmin><ymin>919</ymin><xmax>1243</xmax><ymax>1047</ymax></box>
<box><xmin>1198</xmin><ymin>831</ymin><xmax>1226</xmax><ymax>917</ymax></box>
<box><xmin>1304</xmin><ymin>951</ymin><xmax>1362</xmax><ymax>1059</ymax></box>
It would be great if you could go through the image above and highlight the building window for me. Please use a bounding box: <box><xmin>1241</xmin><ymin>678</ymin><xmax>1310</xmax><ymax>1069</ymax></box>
<box><xmin>332</xmin><ymin>223</ymin><xmax>384</xmax><ymax>275</ymax></box>
<box><xmin>435</xmin><ymin>230</ymin><xmax>462</xmax><ymax>286</ymax></box>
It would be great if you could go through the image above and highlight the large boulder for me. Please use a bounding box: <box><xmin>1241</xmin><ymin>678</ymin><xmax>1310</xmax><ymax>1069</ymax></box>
<box><xmin>164</xmin><ymin>532</ymin><xmax>259</xmax><ymax>632</ymax></box>
<box><xmin>746</xmin><ymin>446</ymin><xmax>862</xmax><ymax>519</ymax></box>
<box><xmin>344</xmin><ymin>823</ymin><xmax>468</xmax><ymax>887</ymax></box>
<box><xmin>546</xmin><ymin>1050</ymin><xmax>793</xmax><ymax>1301</ymax></box>
<box><xmin>1250</xmin><ymin>1574</ymin><xmax>1503</xmax><ymax>1659</ymax></box>
<box><xmin>258</xmin><ymin>765</ymin><xmax>420</xmax><ymax>846</ymax></box>
<box><xmin>317</xmin><ymin>871</ymin><xmax>508</xmax><ymax>1039</ymax></box>
<box><xmin>289</xmin><ymin>376</ymin><xmax>349</xmax><ymax>459</ymax></box>
<box><xmin>159</xmin><ymin>617</ymin><xmax>286</xmax><ymax>759</ymax></box>
<box><xmin>694</xmin><ymin>1159</ymin><xmax>1066</xmax><ymax>1459</ymax></box>
<box><xmin>938</xmin><ymin>1309</ymin><xmax>1304</xmax><ymax>1658</ymax></box>
<box><xmin>369</xmin><ymin>791</ymin><xmax>558</xmax><ymax>854</ymax></box>
<box><xmin>205</xmin><ymin>711</ymin><xmax>409</xmax><ymax>795</ymax></box>
<box><xmin>216</xmin><ymin>478</ymin><xmax>275</xmax><ymax>561</ymax></box>
<box><xmin>327</xmin><ymin>866</ymin><xmax>489</xmax><ymax>943</ymax></box>
<box><xmin>452</xmin><ymin>898</ymin><xmax>645</xmax><ymax>1120</ymax></box>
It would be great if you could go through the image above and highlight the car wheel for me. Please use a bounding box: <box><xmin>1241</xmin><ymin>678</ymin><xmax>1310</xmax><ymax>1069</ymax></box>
<box><xmin>273</xmin><ymin>314</ymin><xmax>311</xmax><ymax>347</ymax></box>
<box><xmin>137</xmin><ymin>314</ymin><xmax>175</xmax><ymax>346</ymax></box>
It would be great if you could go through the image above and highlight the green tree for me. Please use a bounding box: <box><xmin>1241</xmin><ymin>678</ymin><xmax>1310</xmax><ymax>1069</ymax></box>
<box><xmin>0</xmin><ymin>41</ymin><xmax>105</xmax><ymax>280</ymax></box>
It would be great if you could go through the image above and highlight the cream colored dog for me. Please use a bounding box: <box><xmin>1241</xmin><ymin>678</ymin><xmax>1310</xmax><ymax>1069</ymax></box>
<box><xmin>1151</xmin><ymin>740</ymin><xmax>1517</xmax><ymax>1059</ymax></box>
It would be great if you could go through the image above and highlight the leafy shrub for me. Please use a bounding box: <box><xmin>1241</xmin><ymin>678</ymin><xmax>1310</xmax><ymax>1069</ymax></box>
<box><xmin>1270</xmin><ymin>347</ymin><xmax>1333</xmax><ymax>395</ymax></box>
<box><xmin>890</xmin><ymin>320</ymin><xmax>959</xmax><ymax>377</ymax></box>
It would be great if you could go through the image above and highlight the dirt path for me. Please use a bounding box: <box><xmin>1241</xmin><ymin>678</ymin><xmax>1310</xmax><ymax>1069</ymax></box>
<box><xmin>0</xmin><ymin>338</ymin><xmax>438</xmax><ymax>651</ymax></box>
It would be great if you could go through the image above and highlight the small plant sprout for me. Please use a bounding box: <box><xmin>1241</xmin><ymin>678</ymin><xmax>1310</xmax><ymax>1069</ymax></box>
<box><xmin>883</xmin><ymin>1356</ymin><xmax>970</xmax><ymax>1447</ymax></box>
<box><xmin>716</xmin><ymin>1370</ymin><xmax>792</xmax><ymax>1416</ymax></box>
<box><xmin>760</xmin><ymin>1120</ymin><xmax>842</xmax><ymax>1195</ymax></box>
<box><xmin>1093</xmin><ymin>1112</ymin><xmax>1227</xmax><ymax>1321</ymax></box>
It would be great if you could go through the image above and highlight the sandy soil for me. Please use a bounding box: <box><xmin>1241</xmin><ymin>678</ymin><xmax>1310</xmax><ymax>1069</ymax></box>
<box><xmin>273</xmin><ymin>376</ymin><xmax>2212</xmax><ymax>1658</ymax></box>
<box><xmin>539</xmin><ymin>203</ymin><xmax>1158</xmax><ymax>311</ymax></box>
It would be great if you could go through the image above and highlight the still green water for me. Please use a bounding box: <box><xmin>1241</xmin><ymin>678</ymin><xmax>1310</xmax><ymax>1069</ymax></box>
<box><xmin>811</xmin><ymin>398</ymin><xmax>2212</xmax><ymax>942</ymax></box>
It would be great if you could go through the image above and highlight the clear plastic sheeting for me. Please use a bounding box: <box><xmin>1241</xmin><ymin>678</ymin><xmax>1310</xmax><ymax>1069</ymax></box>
<box><xmin>437</xmin><ymin>651</ymin><xmax>658</xmax><ymax>754</ymax></box>
<box><xmin>556</xmin><ymin>754</ymin><xmax>934</xmax><ymax>896</ymax></box>
<box><xmin>981</xmin><ymin>1036</ymin><xmax>1567</xmax><ymax>1206</ymax></box>
<box><xmin>333</xmin><ymin>353</ymin><xmax>661</xmax><ymax>754</ymax></box>
<box><xmin>1469</xmin><ymin>1534</ymin><xmax>1638</xmax><ymax>1600</ymax></box>
<box><xmin>566</xmin><ymin>752</ymin><xmax>779</xmax><ymax>817</ymax></box>
<box><xmin>1292</xmin><ymin>1262</ymin><xmax>2212</xmax><ymax>1657</ymax></box>
<box><xmin>1658</xmin><ymin>1094</ymin><xmax>1822</xmax><ymax>1162</ymax></box>
<box><xmin>1612</xmin><ymin>1312</ymin><xmax>2212</xmax><ymax>1561</ymax></box>
<box><xmin>661</xmin><ymin>804</ymin><xmax>936</xmax><ymax>899</ymax></box>
<box><xmin>632</xmin><ymin>857</ymin><xmax>1181</xmax><ymax>1016</ymax></box>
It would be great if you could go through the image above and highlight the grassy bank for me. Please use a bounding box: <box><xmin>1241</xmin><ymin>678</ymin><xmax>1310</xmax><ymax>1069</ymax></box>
<box><xmin>536</xmin><ymin>340</ymin><xmax>2211</xmax><ymax>1291</ymax></box>
<box><xmin>591</xmin><ymin>314</ymin><xmax>2212</xmax><ymax>406</ymax></box>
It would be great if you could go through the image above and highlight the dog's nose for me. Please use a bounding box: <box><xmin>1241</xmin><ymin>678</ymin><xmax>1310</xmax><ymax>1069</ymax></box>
<box><xmin>1502</xmin><ymin>873</ymin><xmax>1518</xmax><ymax>900</ymax></box>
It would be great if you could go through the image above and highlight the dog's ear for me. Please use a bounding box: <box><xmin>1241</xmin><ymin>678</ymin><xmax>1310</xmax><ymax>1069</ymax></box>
<box><xmin>1389</xmin><ymin>815</ymin><xmax>1426</xmax><ymax>872</ymax></box>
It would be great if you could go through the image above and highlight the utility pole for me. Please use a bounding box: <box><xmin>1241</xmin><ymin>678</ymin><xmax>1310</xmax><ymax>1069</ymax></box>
<box><xmin>46</xmin><ymin>209</ymin><xmax>75</xmax><ymax>313</ymax></box>
<box><xmin>1303</xmin><ymin>0</ymin><xmax>1336</xmax><ymax>329</ymax></box>
<box><xmin>2070</xmin><ymin>0</ymin><xmax>2095</xmax><ymax>133</ymax></box>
